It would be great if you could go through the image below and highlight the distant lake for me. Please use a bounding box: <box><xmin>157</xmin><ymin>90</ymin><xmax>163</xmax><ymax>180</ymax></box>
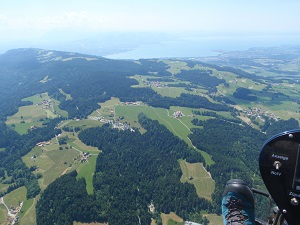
<box><xmin>105</xmin><ymin>35</ymin><xmax>300</xmax><ymax>59</ymax></box>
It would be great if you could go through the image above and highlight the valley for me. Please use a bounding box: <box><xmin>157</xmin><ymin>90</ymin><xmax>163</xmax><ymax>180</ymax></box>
<box><xmin>0</xmin><ymin>46</ymin><xmax>299</xmax><ymax>225</ymax></box>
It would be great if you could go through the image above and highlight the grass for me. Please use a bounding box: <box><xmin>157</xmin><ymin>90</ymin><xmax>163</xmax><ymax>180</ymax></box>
<box><xmin>76</xmin><ymin>155</ymin><xmax>98</xmax><ymax>194</ymax></box>
<box><xmin>152</xmin><ymin>86</ymin><xmax>188</xmax><ymax>98</ymax></box>
<box><xmin>19</xmin><ymin>197</ymin><xmax>38</xmax><ymax>225</ymax></box>
<box><xmin>161</xmin><ymin>212</ymin><xmax>183</xmax><ymax>225</ymax></box>
<box><xmin>4</xmin><ymin>186</ymin><xmax>27</xmax><ymax>209</ymax></box>
<box><xmin>59</xmin><ymin>88</ymin><xmax>73</xmax><ymax>100</ymax></box>
<box><xmin>22</xmin><ymin>93</ymin><xmax>49</xmax><ymax>104</ymax></box>
<box><xmin>0</xmin><ymin>204</ymin><xmax>7</xmax><ymax>225</ymax></box>
<box><xmin>43</xmin><ymin>148</ymin><xmax>79</xmax><ymax>187</ymax></box>
<box><xmin>179</xmin><ymin>160</ymin><xmax>215</xmax><ymax>201</ymax></box>
<box><xmin>163</xmin><ymin>60</ymin><xmax>190</xmax><ymax>75</ymax></box>
<box><xmin>18</xmin><ymin>198</ymin><xmax>34</xmax><ymax>219</ymax></box>
<box><xmin>6</xmin><ymin>92</ymin><xmax>68</xmax><ymax>134</ymax></box>
<box><xmin>0</xmin><ymin>183</ymin><xmax>10</xmax><ymax>193</ymax></box>
<box><xmin>67</xmin><ymin>133</ymin><xmax>100</xmax><ymax>154</ymax></box>
<box><xmin>202</xmin><ymin>213</ymin><xmax>223</xmax><ymax>225</ymax></box>
<box><xmin>13</xmin><ymin>121</ymin><xmax>40</xmax><ymax>135</ymax></box>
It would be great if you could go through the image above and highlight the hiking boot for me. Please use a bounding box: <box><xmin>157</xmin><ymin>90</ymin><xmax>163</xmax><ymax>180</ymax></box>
<box><xmin>222</xmin><ymin>179</ymin><xmax>255</xmax><ymax>225</ymax></box>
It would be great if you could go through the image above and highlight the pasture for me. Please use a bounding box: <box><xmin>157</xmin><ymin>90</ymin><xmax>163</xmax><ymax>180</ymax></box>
<box><xmin>18</xmin><ymin>197</ymin><xmax>37</xmax><ymax>225</ymax></box>
<box><xmin>76</xmin><ymin>155</ymin><xmax>98</xmax><ymax>194</ymax></box>
<box><xmin>161</xmin><ymin>213</ymin><xmax>184</xmax><ymax>225</ymax></box>
<box><xmin>22</xmin><ymin>130</ymin><xmax>99</xmax><ymax>193</ymax></box>
<box><xmin>3</xmin><ymin>186</ymin><xmax>27</xmax><ymax>209</ymax></box>
<box><xmin>6</xmin><ymin>92</ymin><xmax>67</xmax><ymax>134</ymax></box>
<box><xmin>202</xmin><ymin>213</ymin><xmax>223</xmax><ymax>225</ymax></box>
<box><xmin>163</xmin><ymin>60</ymin><xmax>190</xmax><ymax>75</ymax></box>
<box><xmin>0</xmin><ymin>204</ymin><xmax>7</xmax><ymax>225</ymax></box>
<box><xmin>179</xmin><ymin>160</ymin><xmax>215</xmax><ymax>201</ymax></box>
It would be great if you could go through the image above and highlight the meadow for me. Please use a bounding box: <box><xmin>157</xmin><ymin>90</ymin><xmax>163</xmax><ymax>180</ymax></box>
<box><xmin>161</xmin><ymin>213</ymin><xmax>184</xmax><ymax>225</ymax></box>
<box><xmin>179</xmin><ymin>160</ymin><xmax>215</xmax><ymax>201</ymax></box>
<box><xmin>3</xmin><ymin>186</ymin><xmax>27</xmax><ymax>209</ymax></box>
<box><xmin>6</xmin><ymin>92</ymin><xmax>67</xmax><ymax>134</ymax></box>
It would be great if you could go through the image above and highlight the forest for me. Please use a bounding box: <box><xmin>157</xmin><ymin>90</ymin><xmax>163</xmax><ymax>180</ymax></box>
<box><xmin>0</xmin><ymin>48</ymin><xmax>299</xmax><ymax>225</ymax></box>
<box><xmin>36</xmin><ymin>114</ymin><xmax>210</xmax><ymax>225</ymax></box>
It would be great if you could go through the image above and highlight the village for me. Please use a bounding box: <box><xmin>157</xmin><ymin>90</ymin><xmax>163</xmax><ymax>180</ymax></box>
<box><xmin>242</xmin><ymin>106</ymin><xmax>279</xmax><ymax>122</ymax></box>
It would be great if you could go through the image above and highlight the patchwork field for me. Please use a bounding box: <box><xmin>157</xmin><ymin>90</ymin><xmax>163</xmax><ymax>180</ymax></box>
<box><xmin>5</xmin><ymin>92</ymin><xmax>67</xmax><ymax>134</ymax></box>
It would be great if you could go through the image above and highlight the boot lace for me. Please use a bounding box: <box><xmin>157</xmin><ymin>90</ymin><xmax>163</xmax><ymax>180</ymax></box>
<box><xmin>225</xmin><ymin>196</ymin><xmax>248</xmax><ymax>225</ymax></box>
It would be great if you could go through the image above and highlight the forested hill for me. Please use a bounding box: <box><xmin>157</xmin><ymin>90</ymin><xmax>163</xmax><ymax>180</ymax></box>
<box><xmin>0</xmin><ymin>48</ymin><xmax>230</xmax><ymax>119</ymax></box>
<box><xmin>0</xmin><ymin>47</ymin><xmax>299</xmax><ymax>225</ymax></box>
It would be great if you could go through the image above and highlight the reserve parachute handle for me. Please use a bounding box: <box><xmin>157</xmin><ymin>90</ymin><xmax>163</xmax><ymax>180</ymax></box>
<box><xmin>259</xmin><ymin>129</ymin><xmax>300</xmax><ymax>225</ymax></box>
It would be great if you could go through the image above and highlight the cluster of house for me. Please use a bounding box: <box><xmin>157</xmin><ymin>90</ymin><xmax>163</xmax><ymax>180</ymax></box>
<box><xmin>36</xmin><ymin>141</ymin><xmax>51</xmax><ymax>147</ymax></box>
<box><xmin>88</xmin><ymin>116</ymin><xmax>135</xmax><ymax>132</ymax></box>
<box><xmin>141</xmin><ymin>78</ymin><xmax>164</xmax><ymax>88</ymax></box>
<box><xmin>74</xmin><ymin>152</ymin><xmax>91</xmax><ymax>163</ymax></box>
<box><xmin>149</xmin><ymin>81</ymin><xmax>164</xmax><ymax>88</ymax></box>
<box><xmin>88</xmin><ymin>116</ymin><xmax>114</xmax><ymax>124</ymax></box>
<box><xmin>229</xmin><ymin>79</ymin><xmax>238</xmax><ymax>84</ymax></box>
<box><xmin>8</xmin><ymin>202</ymin><xmax>23</xmax><ymax>224</ymax></box>
<box><xmin>36</xmin><ymin>99</ymin><xmax>52</xmax><ymax>109</ymax></box>
<box><xmin>124</xmin><ymin>101</ymin><xmax>143</xmax><ymax>106</ymax></box>
<box><xmin>173</xmin><ymin>111</ymin><xmax>184</xmax><ymax>119</ymax></box>
<box><xmin>243</xmin><ymin>107</ymin><xmax>278</xmax><ymax>121</ymax></box>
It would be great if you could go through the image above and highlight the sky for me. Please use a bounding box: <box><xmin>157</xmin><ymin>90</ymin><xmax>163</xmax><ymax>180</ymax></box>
<box><xmin>0</xmin><ymin>0</ymin><xmax>300</xmax><ymax>54</ymax></box>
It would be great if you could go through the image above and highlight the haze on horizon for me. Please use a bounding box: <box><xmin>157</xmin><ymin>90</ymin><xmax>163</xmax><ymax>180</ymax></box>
<box><xmin>1</xmin><ymin>0</ymin><xmax>300</xmax><ymax>56</ymax></box>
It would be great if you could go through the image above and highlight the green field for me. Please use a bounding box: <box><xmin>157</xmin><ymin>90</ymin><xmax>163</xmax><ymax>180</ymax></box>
<box><xmin>76</xmin><ymin>155</ymin><xmax>98</xmax><ymax>194</ymax></box>
<box><xmin>68</xmin><ymin>137</ymin><xmax>100</xmax><ymax>154</ymax></box>
<box><xmin>22</xmin><ymin>130</ymin><xmax>99</xmax><ymax>194</ymax></box>
<box><xmin>161</xmin><ymin>212</ymin><xmax>183</xmax><ymax>225</ymax></box>
<box><xmin>19</xmin><ymin>198</ymin><xmax>37</xmax><ymax>225</ymax></box>
<box><xmin>59</xmin><ymin>88</ymin><xmax>73</xmax><ymax>100</ymax></box>
<box><xmin>6</xmin><ymin>92</ymin><xmax>68</xmax><ymax>134</ymax></box>
<box><xmin>0</xmin><ymin>204</ymin><xmax>7</xmax><ymax>225</ymax></box>
<box><xmin>163</xmin><ymin>60</ymin><xmax>190</xmax><ymax>75</ymax></box>
<box><xmin>4</xmin><ymin>186</ymin><xmax>27</xmax><ymax>209</ymax></box>
<box><xmin>202</xmin><ymin>213</ymin><xmax>223</xmax><ymax>225</ymax></box>
<box><xmin>0</xmin><ymin>183</ymin><xmax>10</xmax><ymax>193</ymax></box>
<box><xmin>179</xmin><ymin>160</ymin><xmax>215</xmax><ymax>201</ymax></box>
<box><xmin>152</xmin><ymin>86</ymin><xmax>189</xmax><ymax>98</ymax></box>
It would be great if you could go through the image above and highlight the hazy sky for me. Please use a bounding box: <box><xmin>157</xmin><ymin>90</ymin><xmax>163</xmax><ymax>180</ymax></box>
<box><xmin>1</xmin><ymin>0</ymin><xmax>300</xmax><ymax>42</ymax></box>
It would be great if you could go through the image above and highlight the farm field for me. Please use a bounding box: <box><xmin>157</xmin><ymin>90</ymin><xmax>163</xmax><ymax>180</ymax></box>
<box><xmin>5</xmin><ymin>92</ymin><xmax>67</xmax><ymax>134</ymax></box>
<box><xmin>0</xmin><ymin>204</ymin><xmax>8</xmax><ymax>225</ymax></box>
<box><xmin>3</xmin><ymin>186</ymin><xmax>27</xmax><ymax>210</ymax></box>
<box><xmin>76</xmin><ymin>155</ymin><xmax>98</xmax><ymax>194</ymax></box>
<box><xmin>18</xmin><ymin>198</ymin><xmax>37</xmax><ymax>225</ymax></box>
<box><xmin>180</xmin><ymin>160</ymin><xmax>215</xmax><ymax>201</ymax></box>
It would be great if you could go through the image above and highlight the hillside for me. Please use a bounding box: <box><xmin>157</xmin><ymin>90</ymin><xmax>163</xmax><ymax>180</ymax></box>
<box><xmin>0</xmin><ymin>47</ymin><xmax>299</xmax><ymax>225</ymax></box>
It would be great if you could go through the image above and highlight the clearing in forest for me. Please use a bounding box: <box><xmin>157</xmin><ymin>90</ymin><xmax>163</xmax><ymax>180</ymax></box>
<box><xmin>180</xmin><ymin>160</ymin><xmax>215</xmax><ymax>201</ymax></box>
